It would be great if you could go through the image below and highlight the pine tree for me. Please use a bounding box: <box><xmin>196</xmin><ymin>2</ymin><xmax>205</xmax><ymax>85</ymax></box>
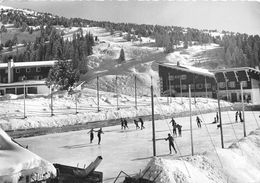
<box><xmin>118</xmin><ymin>48</ymin><xmax>125</xmax><ymax>64</ymax></box>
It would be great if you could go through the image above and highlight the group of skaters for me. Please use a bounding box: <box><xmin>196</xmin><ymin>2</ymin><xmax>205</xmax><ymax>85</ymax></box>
<box><xmin>121</xmin><ymin>117</ymin><xmax>145</xmax><ymax>130</ymax></box>
<box><xmin>87</xmin><ymin>128</ymin><xmax>104</xmax><ymax>145</ymax></box>
<box><xmin>169</xmin><ymin>118</ymin><xmax>182</xmax><ymax>136</ymax></box>
<box><xmin>235</xmin><ymin>111</ymin><xmax>243</xmax><ymax>122</ymax></box>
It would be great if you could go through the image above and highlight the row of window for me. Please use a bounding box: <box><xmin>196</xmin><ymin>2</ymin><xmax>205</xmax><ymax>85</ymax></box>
<box><xmin>218</xmin><ymin>81</ymin><xmax>247</xmax><ymax>89</ymax></box>
<box><xmin>168</xmin><ymin>74</ymin><xmax>187</xmax><ymax>80</ymax></box>
<box><xmin>15</xmin><ymin>67</ymin><xmax>41</xmax><ymax>73</ymax></box>
<box><xmin>169</xmin><ymin>83</ymin><xmax>212</xmax><ymax>90</ymax></box>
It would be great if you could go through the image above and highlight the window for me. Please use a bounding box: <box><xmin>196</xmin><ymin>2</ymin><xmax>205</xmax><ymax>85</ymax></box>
<box><xmin>196</xmin><ymin>84</ymin><xmax>203</xmax><ymax>89</ymax></box>
<box><xmin>15</xmin><ymin>68</ymin><xmax>20</xmax><ymax>73</ymax></box>
<box><xmin>182</xmin><ymin>84</ymin><xmax>187</xmax><ymax>90</ymax></box>
<box><xmin>228</xmin><ymin>81</ymin><xmax>235</xmax><ymax>88</ymax></box>
<box><xmin>181</xmin><ymin>75</ymin><xmax>187</xmax><ymax>80</ymax></box>
<box><xmin>241</xmin><ymin>81</ymin><xmax>247</xmax><ymax>87</ymax></box>
<box><xmin>205</xmin><ymin>83</ymin><xmax>211</xmax><ymax>88</ymax></box>
<box><xmin>36</xmin><ymin>67</ymin><xmax>41</xmax><ymax>72</ymax></box>
<box><xmin>26</xmin><ymin>68</ymin><xmax>31</xmax><ymax>73</ymax></box>
<box><xmin>169</xmin><ymin>75</ymin><xmax>174</xmax><ymax>80</ymax></box>
<box><xmin>218</xmin><ymin>82</ymin><xmax>225</xmax><ymax>89</ymax></box>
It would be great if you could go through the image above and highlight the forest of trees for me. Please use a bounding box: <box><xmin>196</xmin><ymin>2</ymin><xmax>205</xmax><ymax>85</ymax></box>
<box><xmin>0</xmin><ymin>7</ymin><xmax>259</xmax><ymax>69</ymax></box>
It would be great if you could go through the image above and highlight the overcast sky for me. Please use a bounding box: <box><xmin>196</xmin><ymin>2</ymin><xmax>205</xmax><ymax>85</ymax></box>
<box><xmin>2</xmin><ymin>1</ymin><xmax>260</xmax><ymax>35</ymax></box>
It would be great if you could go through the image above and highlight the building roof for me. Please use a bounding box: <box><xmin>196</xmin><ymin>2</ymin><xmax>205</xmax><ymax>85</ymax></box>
<box><xmin>159</xmin><ymin>62</ymin><xmax>215</xmax><ymax>78</ymax></box>
<box><xmin>0</xmin><ymin>80</ymin><xmax>46</xmax><ymax>88</ymax></box>
<box><xmin>213</xmin><ymin>67</ymin><xmax>260</xmax><ymax>82</ymax></box>
<box><xmin>0</xmin><ymin>60</ymin><xmax>58</xmax><ymax>69</ymax></box>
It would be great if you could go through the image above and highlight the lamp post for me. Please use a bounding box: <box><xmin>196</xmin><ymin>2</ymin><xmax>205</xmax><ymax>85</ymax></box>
<box><xmin>22</xmin><ymin>76</ymin><xmax>26</xmax><ymax>119</ymax></box>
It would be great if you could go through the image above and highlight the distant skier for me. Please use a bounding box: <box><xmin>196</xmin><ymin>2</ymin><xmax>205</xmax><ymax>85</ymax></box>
<box><xmin>96</xmin><ymin>128</ymin><xmax>104</xmax><ymax>145</ymax></box>
<box><xmin>87</xmin><ymin>128</ymin><xmax>94</xmax><ymax>143</ymax></box>
<box><xmin>124</xmin><ymin>118</ymin><xmax>129</xmax><ymax>129</ymax></box>
<box><xmin>139</xmin><ymin>118</ymin><xmax>145</xmax><ymax>130</ymax></box>
<box><xmin>165</xmin><ymin>133</ymin><xmax>177</xmax><ymax>154</ymax></box>
<box><xmin>176</xmin><ymin>124</ymin><xmax>182</xmax><ymax>137</ymax></box>
<box><xmin>134</xmin><ymin>119</ymin><xmax>140</xmax><ymax>130</ymax></box>
<box><xmin>239</xmin><ymin>111</ymin><xmax>243</xmax><ymax>122</ymax></box>
<box><xmin>196</xmin><ymin>116</ymin><xmax>202</xmax><ymax>128</ymax></box>
<box><xmin>235</xmin><ymin>111</ymin><xmax>239</xmax><ymax>122</ymax></box>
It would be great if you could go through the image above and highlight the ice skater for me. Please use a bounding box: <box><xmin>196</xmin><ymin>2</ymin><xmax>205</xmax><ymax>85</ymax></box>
<box><xmin>196</xmin><ymin>116</ymin><xmax>202</xmax><ymax>128</ymax></box>
<box><xmin>176</xmin><ymin>124</ymin><xmax>182</xmax><ymax>137</ymax></box>
<box><xmin>239</xmin><ymin>111</ymin><xmax>243</xmax><ymax>122</ymax></box>
<box><xmin>170</xmin><ymin>118</ymin><xmax>177</xmax><ymax>136</ymax></box>
<box><xmin>165</xmin><ymin>133</ymin><xmax>177</xmax><ymax>154</ymax></box>
<box><xmin>120</xmin><ymin>118</ymin><xmax>125</xmax><ymax>130</ymax></box>
<box><xmin>235</xmin><ymin>111</ymin><xmax>238</xmax><ymax>122</ymax></box>
<box><xmin>139</xmin><ymin>118</ymin><xmax>145</xmax><ymax>130</ymax></box>
<box><xmin>87</xmin><ymin>128</ymin><xmax>94</xmax><ymax>143</ymax></box>
<box><xmin>124</xmin><ymin>118</ymin><xmax>129</xmax><ymax>129</ymax></box>
<box><xmin>96</xmin><ymin>128</ymin><xmax>104</xmax><ymax>145</ymax></box>
<box><xmin>216</xmin><ymin>112</ymin><xmax>219</xmax><ymax>123</ymax></box>
<box><xmin>134</xmin><ymin>119</ymin><xmax>140</xmax><ymax>130</ymax></box>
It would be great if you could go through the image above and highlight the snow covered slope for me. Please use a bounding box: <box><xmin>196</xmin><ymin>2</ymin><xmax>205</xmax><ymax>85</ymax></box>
<box><xmin>0</xmin><ymin>128</ymin><xmax>56</xmax><ymax>182</ymax></box>
<box><xmin>142</xmin><ymin>128</ymin><xmax>260</xmax><ymax>183</ymax></box>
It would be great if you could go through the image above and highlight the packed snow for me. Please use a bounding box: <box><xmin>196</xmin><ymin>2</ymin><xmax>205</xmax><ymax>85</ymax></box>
<box><xmin>0</xmin><ymin>128</ymin><xmax>56</xmax><ymax>182</ymax></box>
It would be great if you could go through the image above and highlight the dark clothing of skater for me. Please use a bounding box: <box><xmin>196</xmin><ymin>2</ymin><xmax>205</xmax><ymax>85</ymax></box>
<box><xmin>165</xmin><ymin>133</ymin><xmax>177</xmax><ymax>154</ymax></box>
<box><xmin>235</xmin><ymin>111</ymin><xmax>238</xmax><ymax>122</ymax></box>
<box><xmin>134</xmin><ymin>119</ymin><xmax>140</xmax><ymax>129</ymax></box>
<box><xmin>170</xmin><ymin>118</ymin><xmax>177</xmax><ymax>136</ymax></box>
<box><xmin>169</xmin><ymin>118</ymin><xmax>177</xmax><ymax>127</ymax></box>
<box><xmin>196</xmin><ymin>116</ymin><xmax>202</xmax><ymax>128</ymax></box>
<box><xmin>216</xmin><ymin>112</ymin><xmax>219</xmax><ymax>122</ymax></box>
<box><xmin>239</xmin><ymin>111</ymin><xmax>243</xmax><ymax>122</ymax></box>
<box><xmin>139</xmin><ymin>118</ymin><xmax>145</xmax><ymax>130</ymax></box>
<box><xmin>123</xmin><ymin>119</ymin><xmax>129</xmax><ymax>129</ymax></box>
<box><xmin>176</xmin><ymin>124</ymin><xmax>182</xmax><ymax>137</ymax></box>
<box><xmin>87</xmin><ymin>128</ymin><xmax>94</xmax><ymax>143</ymax></box>
<box><xmin>121</xmin><ymin>118</ymin><xmax>125</xmax><ymax>129</ymax></box>
<box><xmin>96</xmin><ymin>128</ymin><xmax>104</xmax><ymax>145</ymax></box>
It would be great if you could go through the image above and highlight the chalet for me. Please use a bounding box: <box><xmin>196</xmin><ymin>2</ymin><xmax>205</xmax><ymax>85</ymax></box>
<box><xmin>158</xmin><ymin>63</ymin><xmax>217</xmax><ymax>99</ymax></box>
<box><xmin>213</xmin><ymin>67</ymin><xmax>260</xmax><ymax>104</ymax></box>
<box><xmin>0</xmin><ymin>58</ymin><xmax>56</xmax><ymax>95</ymax></box>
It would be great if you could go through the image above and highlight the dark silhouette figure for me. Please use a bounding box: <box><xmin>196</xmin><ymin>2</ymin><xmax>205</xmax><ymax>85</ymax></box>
<box><xmin>196</xmin><ymin>116</ymin><xmax>202</xmax><ymax>128</ymax></box>
<box><xmin>165</xmin><ymin>133</ymin><xmax>177</xmax><ymax>154</ymax></box>
<box><xmin>134</xmin><ymin>119</ymin><xmax>140</xmax><ymax>129</ymax></box>
<box><xmin>124</xmin><ymin>119</ymin><xmax>129</xmax><ymax>129</ymax></box>
<box><xmin>139</xmin><ymin>118</ymin><xmax>145</xmax><ymax>130</ymax></box>
<box><xmin>176</xmin><ymin>124</ymin><xmax>182</xmax><ymax>137</ymax></box>
<box><xmin>120</xmin><ymin>118</ymin><xmax>125</xmax><ymax>129</ymax></box>
<box><xmin>216</xmin><ymin>112</ymin><xmax>219</xmax><ymax>122</ymax></box>
<box><xmin>235</xmin><ymin>111</ymin><xmax>239</xmax><ymax>122</ymax></box>
<box><xmin>87</xmin><ymin>128</ymin><xmax>94</xmax><ymax>143</ymax></box>
<box><xmin>96</xmin><ymin>128</ymin><xmax>104</xmax><ymax>145</ymax></box>
<box><xmin>170</xmin><ymin>118</ymin><xmax>177</xmax><ymax>136</ymax></box>
<box><xmin>239</xmin><ymin>111</ymin><xmax>243</xmax><ymax>122</ymax></box>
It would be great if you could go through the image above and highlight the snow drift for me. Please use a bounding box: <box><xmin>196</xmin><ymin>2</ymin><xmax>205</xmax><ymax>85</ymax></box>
<box><xmin>0</xmin><ymin>128</ymin><xmax>56</xmax><ymax>182</ymax></box>
<box><xmin>142</xmin><ymin>128</ymin><xmax>260</xmax><ymax>183</ymax></box>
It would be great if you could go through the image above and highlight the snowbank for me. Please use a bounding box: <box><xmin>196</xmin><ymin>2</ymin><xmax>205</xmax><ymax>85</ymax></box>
<box><xmin>0</xmin><ymin>128</ymin><xmax>56</xmax><ymax>182</ymax></box>
<box><xmin>141</xmin><ymin>128</ymin><xmax>260</xmax><ymax>183</ymax></box>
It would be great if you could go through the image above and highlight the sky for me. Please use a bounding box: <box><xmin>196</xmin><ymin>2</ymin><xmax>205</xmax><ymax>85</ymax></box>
<box><xmin>1</xmin><ymin>0</ymin><xmax>260</xmax><ymax>35</ymax></box>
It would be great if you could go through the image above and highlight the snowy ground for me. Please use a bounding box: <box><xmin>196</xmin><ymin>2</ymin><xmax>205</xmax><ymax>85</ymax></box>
<box><xmin>16</xmin><ymin>110</ymin><xmax>260</xmax><ymax>182</ymax></box>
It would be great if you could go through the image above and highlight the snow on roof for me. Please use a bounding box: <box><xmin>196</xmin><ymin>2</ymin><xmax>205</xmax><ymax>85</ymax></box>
<box><xmin>212</xmin><ymin>67</ymin><xmax>260</xmax><ymax>74</ymax></box>
<box><xmin>0</xmin><ymin>80</ymin><xmax>46</xmax><ymax>88</ymax></box>
<box><xmin>13</xmin><ymin>60</ymin><xmax>57</xmax><ymax>68</ymax></box>
<box><xmin>0</xmin><ymin>128</ymin><xmax>56</xmax><ymax>182</ymax></box>
<box><xmin>160</xmin><ymin>62</ymin><xmax>215</xmax><ymax>77</ymax></box>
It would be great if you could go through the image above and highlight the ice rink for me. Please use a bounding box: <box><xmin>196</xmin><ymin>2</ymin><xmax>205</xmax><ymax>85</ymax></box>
<box><xmin>17</xmin><ymin>111</ymin><xmax>260</xmax><ymax>182</ymax></box>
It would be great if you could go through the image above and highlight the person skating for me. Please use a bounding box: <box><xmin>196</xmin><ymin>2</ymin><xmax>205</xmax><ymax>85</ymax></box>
<box><xmin>239</xmin><ymin>111</ymin><xmax>243</xmax><ymax>122</ymax></box>
<box><xmin>139</xmin><ymin>118</ymin><xmax>145</xmax><ymax>130</ymax></box>
<box><xmin>124</xmin><ymin>118</ymin><xmax>129</xmax><ymax>129</ymax></box>
<box><xmin>176</xmin><ymin>124</ymin><xmax>182</xmax><ymax>137</ymax></box>
<box><xmin>165</xmin><ymin>133</ymin><xmax>177</xmax><ymax>154</ymax></box>
<box><xmin>196</xmin><ymin>116</ymin><xmax>202</xmax><ymax>128</ymax></box>
<box><xmin>96</xmin><ymin>128</ymin><xmax>104</xmax><ymax>145</ymax></box>
<box><xmin>235</xmin><ymin>111</ymin><xmax>238</xmax><ymax>122</ymax></box>
<box><xmin>87</xmin><ymin>128</ymin><xmax>94</xmax><ymax>143</ymax></box>
<box><xmin>216</xmin><ymin>112</ymin><xmax>219</xmax><ymax>123</ymax></box>
<box><xmin>170</xmin><ymin>118</ymin><xmax>177</xmax><ymax>136</ymax></box>
<box><xmin>120</xmin><ymin>118</ymin><xmax>125</xmax><ymax>130</ymax></box>
<box><xmin>134</xmin><ymin>119</ymin><xmax>140</xmax><ymax>130</ymax></box>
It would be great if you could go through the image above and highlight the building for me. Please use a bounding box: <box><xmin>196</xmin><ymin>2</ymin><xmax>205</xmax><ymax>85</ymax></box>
<box><xmin>159</xmin><ymin>63</ymin><xmax>217</xmax><ymax>99</ymax></box>
<box><xmin>0</xmin><ymin>58</ymin><xmax>57</xmax><ymax>95</ymax></box>
<box><xmin>214</xmin><ymin>67</ymin><xmax>260</xmax><ymax>104</ymax></box>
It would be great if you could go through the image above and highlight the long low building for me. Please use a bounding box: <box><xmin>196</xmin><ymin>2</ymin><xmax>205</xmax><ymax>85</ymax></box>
<box><xmin>159</xmin><ymin>62</ymin><xmax>260</xmax><ymax>104</ymax></box>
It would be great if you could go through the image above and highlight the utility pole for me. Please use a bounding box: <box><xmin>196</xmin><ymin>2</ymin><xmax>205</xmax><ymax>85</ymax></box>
<box><xmin>97</xmin><ymin>76</ymin><xmax>100</xmax><ymax>112</ymax></box>
<box><xmin>116</xmin><ymin>75</ymin><xmax>119</xmax><ymax>110</ymax></box>
<box><xmin>151</xmin><ymin>76</ymin><xmax>156</xmax><ymax>156</ymax></box>
<box><xmin>240</xmin><ymin>82</ymin><xmax>246</xmax><ymax>137</ymax></box>
<box><xmin>135</xmin><ymin>75</ymin><xmax>137</xmax><ymax>109</ymax></box>
<box><xmin>189</xmin><ymin>85</ymin><xmax>194</xmax><ymax>155</ymax></box>
<box><xmin>23</xmin><ymin>76</ymin><xmax>26</xmax><ymax>119</ymax></box>
<box><xmin>51</xmin><ymin>86</ymin><xmax>54</xmax><ymax>116</ymax></box>
<box><xmin>180</xmin><ymin>77</ymin><xmax>183</xmax><ymax>103</ymax></box>
<box><xmin>168</xmin><ymin>73</ymin><xmax>171</xmax><ymax>103</ymax></box>
<box><xmin>217</xmin><ymin>84</ymin><xmax>224</xmax><ymax>148</ymax></box>
<box><xmin>205</xmin><ymin>77</ymin><xmax>208</xmax><ymax>99</ymax></box>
